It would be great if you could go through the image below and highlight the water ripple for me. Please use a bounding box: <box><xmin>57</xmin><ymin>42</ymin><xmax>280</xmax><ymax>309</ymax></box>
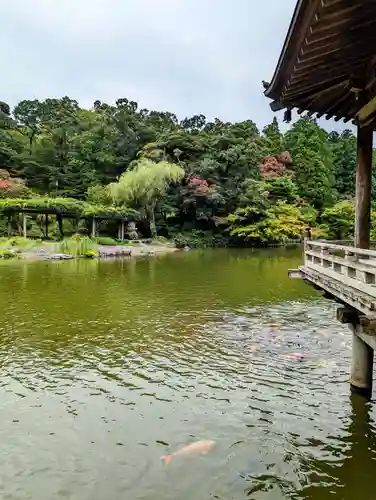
<box><xmin>0</xmin><ymin>253</ymin><xmax>375</xmax><ymax>500</ymax></box>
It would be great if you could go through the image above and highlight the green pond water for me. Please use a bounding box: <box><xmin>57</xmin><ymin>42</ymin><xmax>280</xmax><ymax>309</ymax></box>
<box><xmin>0</xmin><ymin>248</ymin><xmax>375</xmax><ymax>499</ymax></box>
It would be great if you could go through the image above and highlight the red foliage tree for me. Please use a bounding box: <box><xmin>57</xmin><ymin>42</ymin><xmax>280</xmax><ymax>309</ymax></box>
<box><xmin>260</xmin><ymin>151</ymin><xmax>293</xmax><ymax>180</ymax></box>
<box><xmin>0</xmin><ymin>169</ymin><xmax>29</xmax><ymax>198</ymax></box>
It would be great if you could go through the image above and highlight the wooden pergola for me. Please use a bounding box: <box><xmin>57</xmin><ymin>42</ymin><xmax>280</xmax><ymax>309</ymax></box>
<box><xmin>264</xmin><ymin>0</ymin><xmax>376</xmax><ymax>396</ymax></box>
<box><xmin>2</xmin><ymin>207</ymin><xmax>134</xmax><ymax>240</ymax></box>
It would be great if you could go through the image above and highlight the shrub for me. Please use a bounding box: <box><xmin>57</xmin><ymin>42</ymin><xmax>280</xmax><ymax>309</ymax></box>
<box><xmin>0</xmin><ymin>237</ymin><xmax>38</xmax><ymax>252</ymax></box>
<box><xmin>59</xmin><ymin>236</ymin><xmax>98</xmax><ymax>257</ymax></box>
<box><xmin>173</xmin><ymin>230</ymin><xmax>228</xmax><ymax>248</ymax></box>
<box><xmin>0</xmin><ymin>249</ymin><xmax>17</xmax><ymax>259</ymax></box>
<box><xmin>84</xmin><ymin>250</ymin><xmax>97</xmax><ymax>259</ymax></box>
<box><xmin>95</xmin><ymin>237</ymin><xmax>118</xmax><ymax>246</ymax></box>
<box><xmin>151</xmin><ymin>235</ymin><xmax>171</xmax><ymax>246</ymax></box>
<box><xmin>174</xmin><ymin>233</ymin><xmax>189</xmax><ymax>249</ymax></box>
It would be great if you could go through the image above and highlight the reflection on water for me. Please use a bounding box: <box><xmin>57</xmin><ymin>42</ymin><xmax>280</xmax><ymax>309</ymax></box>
<box><xmin>0</xmin><ymin>248</ymin><xmax>375</xmax><ymax>500</ymax></box>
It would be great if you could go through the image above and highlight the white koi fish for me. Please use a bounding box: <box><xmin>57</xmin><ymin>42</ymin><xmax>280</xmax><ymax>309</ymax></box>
<box><xmin>161</xmin><ymin>439</ymin><xmax>215</xmax><ymax>464</ymax></box>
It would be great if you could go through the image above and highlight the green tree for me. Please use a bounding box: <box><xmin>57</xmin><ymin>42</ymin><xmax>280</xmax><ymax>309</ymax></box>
<box><xmin>86</xmin><ymin>184</ymin><xmax>112</xmax><ymax>205</ymax></box>
<box><xmin>321</xmin><ymin>200</ymin><xmax>355</xmax><ymax>239</ymax></box>
<box><xmin>329</xmin><ymin>130</ymin><xmax>356</xmax><ymax>198</ymax></box>
<box><xmin>228</xmin><ymin>201</ymin><xmax>305</xmax><ymax>244</ymax></box>
<box><xmin>109</xmin><ymin>159</ymin><xmax>184</xmax><ymax>237</ymax></box>
<box><xmin>266</xmin><ymin>176</ymin><xmax>298</xmax><ymax>203</ymax></box>
<box><xmin>285</xmin><ymin>117</ymin><xmax>335</xmax><ymax>209</ymax></box>
<box><xmin>0</xmin><ymin>94</ymin><xmax>365</xmax><ymax>245</ymax></box>
<box><xmin>263</xmin><ymin>117</ymin><xmax>283</xmax><ymax>155</ymax></box>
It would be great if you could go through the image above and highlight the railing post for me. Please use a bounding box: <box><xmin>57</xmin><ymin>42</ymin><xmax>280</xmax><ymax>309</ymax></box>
<box><xmin>345</xmin><ymin>250</ymin><xmax>357</xmax><ymax>279</ymax></box>
<box><xmin>304</xmin><ymin>224</ymin><xmax>311</xmax><ymax>265</ymax></box>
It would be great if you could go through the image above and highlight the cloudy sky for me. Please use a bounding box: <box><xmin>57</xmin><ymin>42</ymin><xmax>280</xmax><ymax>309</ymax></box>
<box><xmin>2</xmin><ymin>0</ymin><xmax>298</xmax><ymax>128</ymax></box>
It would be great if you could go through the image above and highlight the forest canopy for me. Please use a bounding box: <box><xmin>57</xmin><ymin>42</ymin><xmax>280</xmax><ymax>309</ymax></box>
<box><xmin>0</xmin><ymin>96</ymin><xmax>372</xmax><ymax>245</ymax></box>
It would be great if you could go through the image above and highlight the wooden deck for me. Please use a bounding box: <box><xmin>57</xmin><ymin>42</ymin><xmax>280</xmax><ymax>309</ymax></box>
<box><xmin>264</xmin><ymin>0</ymin><xmax>376</xmax><ymax>395</ymax></box>
<box><xmin>294</xmin><ymin>240</ymin><xmax>376</xmax><ymax>319</ymax></box>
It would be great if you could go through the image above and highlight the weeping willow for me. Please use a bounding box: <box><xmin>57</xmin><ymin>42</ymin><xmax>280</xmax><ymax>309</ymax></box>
<box><xmin>109</xmin><ymin>159</ymin><xmax>184</xmax><ymax>237</ymax></box>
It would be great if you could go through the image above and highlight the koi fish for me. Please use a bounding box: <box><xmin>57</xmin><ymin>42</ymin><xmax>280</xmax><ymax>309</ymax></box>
<box><xmin>161</xmin><ymin>439</ymin><xmax>215</xmax><ymax>464</ymax></box>
<box><xmin>285</xmin><ymin>352</ymin><xmax>306</xmax><ymax>360</ymax></box>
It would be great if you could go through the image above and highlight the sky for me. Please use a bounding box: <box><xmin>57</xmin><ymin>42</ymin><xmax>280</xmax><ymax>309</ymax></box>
<box><xmin>2</xmin><ymin>0</ymin><xmax>312</xmax><ymax>129</ymax></box>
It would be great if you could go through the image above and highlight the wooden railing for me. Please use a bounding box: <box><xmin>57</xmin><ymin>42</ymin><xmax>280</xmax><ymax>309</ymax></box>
<box><xmin>302</xmin><ymin>240</ymin><xmax>376</xmax><ymax>315</ymax></box>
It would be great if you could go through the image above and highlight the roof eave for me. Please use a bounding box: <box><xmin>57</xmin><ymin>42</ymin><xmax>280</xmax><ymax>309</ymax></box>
<box><xmin>264</xmin><ymin>0</ymin><xmax>319</xmax><ymax>101</ymax></box>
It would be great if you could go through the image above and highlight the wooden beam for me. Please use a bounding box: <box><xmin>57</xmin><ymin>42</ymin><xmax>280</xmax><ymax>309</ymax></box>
<box><xmin>304</xmin><ymin>21</ymin><xmax>376</xmax><ymax>54</ymax></box>
<box><xmin>291</xmin><ymin>54</ymin><xmax>368</xmax><ymax>82</ymax></box>
<box><xmin>284</xmin><ymin>74</ymin><xmax>349</xmax><ymax>100</ymax></box>
<box><xmin>356</xmin><ymin>95</ymin><xmax>376</xmax><ymax>123</ymax></box>
<box><xmin>324</xmin><ymin>89</ymin><xmax>350</xmax><ymax>117</ymax></box>
<box><xmin>269</xmin><ymin>101</ymin><xmax>284</xmax><ymax>112</ymax></box>
<box><xmin>310</xmin><ymin>13</ymin><xmax>376</xmax><ymax>40</ymax></box>
<box><xmin>337</xmin><ymin>306</ymin><xmax>359</xmax><ymax>324</ymax></box>
<box><xmin>355</xmin><ymin>126</ymin><xmax>373</xmax><ymax>249</ymax></box>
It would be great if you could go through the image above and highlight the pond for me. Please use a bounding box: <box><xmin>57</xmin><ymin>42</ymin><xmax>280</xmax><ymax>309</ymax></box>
<box><xmin>0</xmin><ymin>248</ymin><xmax>375</xmax><ymax>499</ymax></box>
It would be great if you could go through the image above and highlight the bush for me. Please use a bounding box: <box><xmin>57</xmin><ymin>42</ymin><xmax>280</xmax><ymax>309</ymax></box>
<box><xmin>173</xmin><ymin>230</ymin><xmax>228</xmax><ymax>248</ymax></box>
<box><xmin>95</xmin><ymin>237</ymin><xmax>118</xmax><ymax>246</ymax></box>
<box><xmin>0</xmin><ymin>237</ymin><xmax>38</xmax><ymax>252</ymax></box>
<box><xmin>84</xmin><ymin>250</ymin><xmax>97</xmax><ymax>259</ymax></box>
<box><xmin>228</xmin><ymin>201</ymin><xmax>305</xmax><ymax>244</ymax></box>
<box><xmin>59</xmin><ymin>236</ymin><xmax>98</xmax><ymax>257</ymax></box>
<box><xmin>151</xmin><ymin>235</ymin><xmax>171</xmax><ymax>246</ymax></box>
<box><xmin>0</xmin><ymin>249</ymin><xmax>17</xmax><ymax>259</ymax></box>
<box><xmin>174</xmin><ymin>233</ymin><xmax>189</xmax><ymax>249</ymax></box>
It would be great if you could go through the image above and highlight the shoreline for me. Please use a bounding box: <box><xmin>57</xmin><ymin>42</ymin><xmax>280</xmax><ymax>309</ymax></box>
<box><xmin>0</xmin><ymin>241</ymin><xmax>179</xmax><ymax>261</ymax></box>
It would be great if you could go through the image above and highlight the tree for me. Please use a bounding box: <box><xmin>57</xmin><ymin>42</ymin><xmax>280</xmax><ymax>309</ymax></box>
<box><xmin>0</xmin><ymin>102</ymin><xmax>10</xmax><ymax>117</ymax></box>
<box><xmin>266</xmin><ymin>176</ymin><xmax>298</xmax><ymax>203</ymax></box>
<box><xmin>13</xmin><ymin>99</ymin><xmax>43</xmax><ymax>154</ymax></box>
<box><xmin>0</xmin><ymin>94</ymin><xmax>365</xmax><ymax>245</ymax></box>
<box><xmin>228</xmin><ymin>201</ymin><xmax>305</xmax><ymax>244</ymax></box>
<box><xmin>109</xmin><ymin>159</ymin><xmax>184</xmax><ymax>237</ymax></box>
<box><xmin>263</xmin><ymin>117</ymin><xmax>283</xmax><ymax>155</ymax></box>
<box><xmin>321</xmin><ymin>200</ymin><xmax>355</xmax><ymax>239</ymax></box>
<box><xmin>181</xmin><ymin>114</ymin><xmax>206</xmax><ymax>133</ymax></box>
<box><xmin>285</xmin><ymin>117</ymin><xmax>335</xmax><ymax>209</ymax></box>
<box><xmin>178</xmin><ymin>176</ymin><xmax>222</xmax><ymax>231</ymax></box>
<box><xmin>0</xmin><ymin>168</ymin><xmax>30</xmax><ymax>198</ymax></box>
<box><xmin>329</xmin><ymin>130</ymin><xmax>356</xmax><ymax>198</ymax></box>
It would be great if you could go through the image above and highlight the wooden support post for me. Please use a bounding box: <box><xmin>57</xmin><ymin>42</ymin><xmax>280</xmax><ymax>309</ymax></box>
<box><xmin>351</xmin><ymin>126</ymin><xmax>374</xmax><ymax>396</ymax></box>
<box><xmin>91</xmin><ymin>218</ymin><xmax>96</xmax><ymax>239</ymax></box>
<box><xmin>117</xmin><ymin>223</ymin><xmax>122</xmax><ymax>240</ymax></box>
<box><xmin>121</xmin><ymin>220</ymin><xmax>125</xmax><ymax>241</ymax></box>
<box><xmin>355</xmin><ymin>126</ymin><xmax>373</xmax><ymax>249</ymax></box>
<box><xmin>350</xmin><ymin>325</ymin><xmax>374</xmax><ymax>398</ymax></box>
<box><xmin>7</xmin><ymin>215</ymin><xmax>11</xmax><ymax>237</ymax></box>
<box><xmin>22</xmin><ymin>214</ymin><xmax>27</xmax><ymax>239</ymax></box>
<box><xmin>56</xmin><ymin>214</ymin><xmax>64</xmax><ymax>239</ymax></box>
<box><xmin>45</xmin><ymin>214</ymin><xmax>49</xmax><ymax>239</ymax></box>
